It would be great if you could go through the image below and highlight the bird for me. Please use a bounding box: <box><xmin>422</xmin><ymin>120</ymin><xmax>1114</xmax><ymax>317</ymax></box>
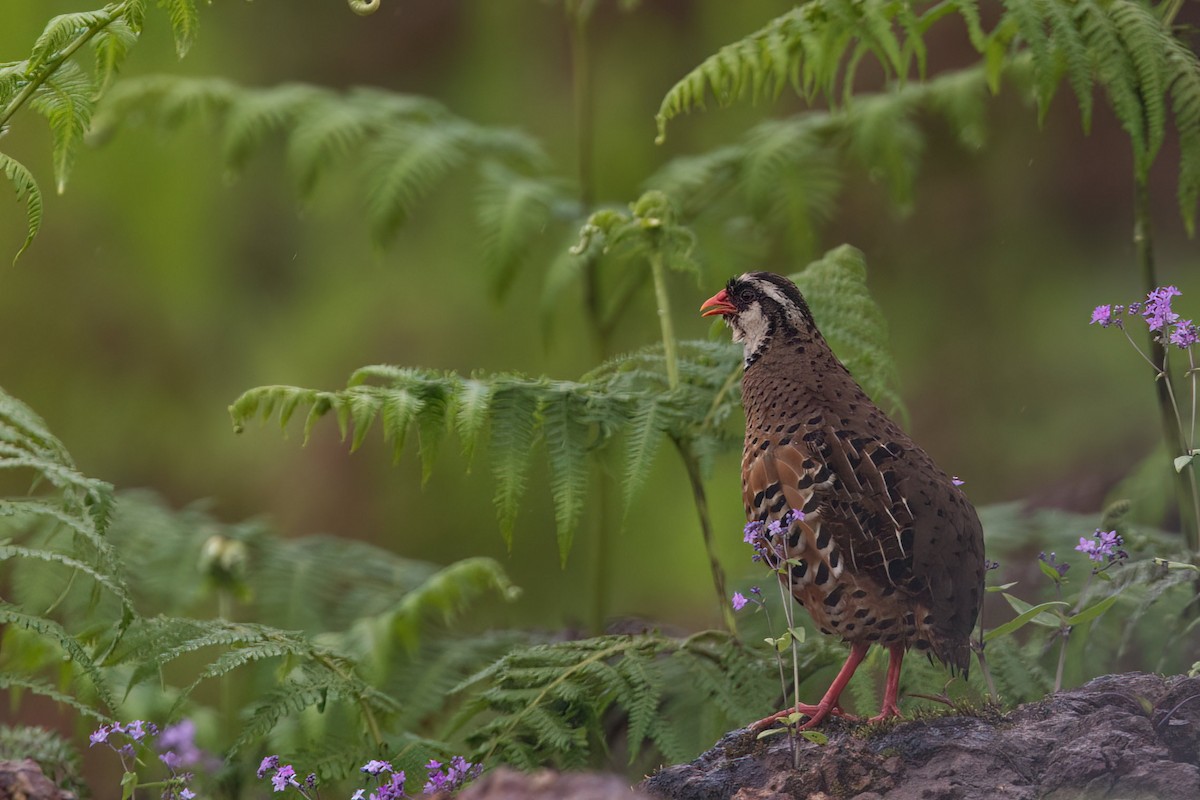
<box><xmin>700</xmin><ymin>271</ymin><xmax>985</xmax><ymax>731</ymax></box>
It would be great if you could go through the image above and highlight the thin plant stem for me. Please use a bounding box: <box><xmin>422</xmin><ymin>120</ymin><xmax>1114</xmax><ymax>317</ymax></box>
<box><xmin>1133</xmin><ymin>175</ymin><xmax>1200</xmax><ymax>551</ymax></box>
<box><xmin>565</xmin><ymin>0</ymin><xmax>610</xmax><ymax>632</ymax></box>
<box><xmin>0</xmin><ymin>3</ymin><xmax>129</xmax><ymax>130</ymax></box>
<box><xmin>676</xmin><ymin>438</ymin><xmax>737</xmax><ymax>634</ymax></box>
<box><xmin>650</xmin><ymin>252</ymin><xmax>680</xmax><ymax>390</ymax></box>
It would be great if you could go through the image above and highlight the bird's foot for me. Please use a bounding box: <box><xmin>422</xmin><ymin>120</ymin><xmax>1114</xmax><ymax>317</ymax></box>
<box><xmin>749</xmin><ymin>702</ymin><xmax>853</xmax><ymax>733</ymax></box>
<box><xmin>866</xmin><ymin>701</ymin><xmax>903</xmax><ymax>724</ymax></box>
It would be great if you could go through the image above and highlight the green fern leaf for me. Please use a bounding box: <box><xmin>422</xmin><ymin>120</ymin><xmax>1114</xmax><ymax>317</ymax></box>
<box><xmin>157</xmin><ymin>0</ymin><xmax>200</xmax><ymax>58</ymax></box>
<box><xmin>488</xmin><ymin>385</ymin><xmax>542</xmax><ymax>549</ymax></box>
<box><xmin>29</xmin><ymin>60</ymin><xmax>92</xmax><ymax>193</ymax></box>
<box><xmin>1077</xmin><ymin>0</ymin><xmax>1147</xmax><ymax>174</ymax></box>
<box><xmin>92</xmin><ymin>19</ymin><xmax>139</xmax><ymax>95</ymax></box>
<box><xmin>541</xmin><ymin>393</ymin><xmax>591</xmax><ymax>565</ymax></box>
<box><xmin>27</xmin><ymin>11</ymin><xmax>113</xmax><ymax>73</ymax></box>
<box><xmin>380</xmin><ymin>387</ymin><xmax>424</xmax><ymax>464</ymax></box>
<box><xmin>415</xmin><ymin>381</ymin><xmax>451</xmax><ymax>485</ymax></box>
<box><xmin>454</xmin><ymin>378</ymin><xmax>493</xmax><ymax>466</ymax></box>
<box><xmin>387</xmin><ymin>557</ymin><xmax>520</xmax><ymax>652</ymax></box>
<box><xmin>476</xmin><ymin>162</ymin><xmax>571</xmax><ymax>299</ymax></box>
<box><xmin>0</xmin><ymin>152</ymin><xmax>43</xmax><ymax>261</ymax></box>
<box><xmin>791</xmin><ymin>244</ymin><xmax>908</xmax><ymax>423</ymax></box>
<box><xmin>0</xmin><ymin>604</ymin><xmax>117</xmax><ymax>712</ymax></box>
<box><xmin>1165</xmin><ymin>36</ymin><xmax>1200</xmax><ymax>233</ymax></box>
<box><xmin>620</xmin><ymin>395</ymin><xmax>666</xmax><ymax>511</ymax></box>
<box><xmin>365</xmin><ymin>123</ymin><xmax>470</xmax><ymax>243</ymax></box>
<box><xmin>223</xmin><ymin>84</ymin><xmax>325</xmax><ymax>172</ymax></box>
<box><xmin>1043</xmin><ymin>0</ymin><xmax>1094</xmax><ymax>132</ymax></box>
<box><xmin>1109</xmin><ymin>0</ymin><xmax>1167</xmax><ymax>164</ymax></box>
<box><xmin>0</xmin><ymin>674</ymin><xmax>111</xmax><ymax>724</ymax></box>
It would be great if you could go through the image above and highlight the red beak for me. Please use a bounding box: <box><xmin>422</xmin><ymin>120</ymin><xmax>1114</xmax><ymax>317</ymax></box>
<box><xmin>700</xmin><ymin>288</ymin><xmax>736</xmax><ymax>318</ymax></box>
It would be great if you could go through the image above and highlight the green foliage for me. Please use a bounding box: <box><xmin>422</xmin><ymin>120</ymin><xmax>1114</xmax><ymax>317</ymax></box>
<box><xmin>230</xmin><ymin>244</ymin><xmax>906</xmax><ymax>565</ymax></box>
<box><xmin>0</xmin><ymin>0</ymin><xmax>205</xmax><ymax>257</ymax></box>
<box><xmin>93</xmin><ymin>76</ymin><xmax>551</xmax><ymax>244</ymax></box>
<box><xmin>449</xmin><ymin>631</ymin><xmax>780</xmax><ymax>770</ymax></box>
<box><xmin>0</xmin><ymin>724</ymin><xmax>86</xmax><ymax>796</ymax></box>
<box><xmin>656</xmin><ymin>0</ymin><xmax>1200</xmax><ymax>232</ymax></box>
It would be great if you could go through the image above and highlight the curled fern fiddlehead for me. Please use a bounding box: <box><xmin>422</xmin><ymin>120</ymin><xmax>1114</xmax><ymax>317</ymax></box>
<box><xmin>348</xmin><ymin>0</ymin><xmax>381</xmax><ymax>16</ymax></box>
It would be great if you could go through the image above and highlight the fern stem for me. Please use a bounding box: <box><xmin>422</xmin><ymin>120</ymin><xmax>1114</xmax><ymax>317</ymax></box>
<box><xmin>0</xmin><ymin>3</ymin><xmax>126</xmax><ymax>131</ymax></box>
<box><xmin>566</xmin><ymin>0</ymin><xmax>595</xmax><ymax>209</ymax></box>
<box><xmin>312</xmin><ymin>652</ymin><xmax>384</xmax><ymax>748</ymax></box>
<box><xmin>649</xmin><ymin>253</ymin><xmax>680</xmax><ymax>390</ymax></box>
<box><xmin>674</xmin><ymin>438</ymin><xmax>737</xmax><ymax>634</ymax></box>
<box><xmin>1134</xmin><ymin>175</ymin><xmax>1200</xmax><ymax>551</ymax></box>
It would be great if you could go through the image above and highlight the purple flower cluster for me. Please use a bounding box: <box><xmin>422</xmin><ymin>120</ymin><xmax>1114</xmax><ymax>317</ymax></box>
<box><xmin>90</xmin><ymin>720</ymin><xmax>200</xmax><ymax>800</ymax></box>
<box><xmin>743</xmin><ymin>509</ymin><xmax>805</xmax><ymax>563</ymax></box>
<box><xmin>257</xmin><ymin>757</ymin><xmax>317</xmax><ymax>795</ymax></box>
<box><xmin>422</xmin><ymin>757</ymin><xmax>482</xmax><ymax>795</ymax></box>
<box><xmin>1091</xmin><ymin>286</ymin><xmax>1198</xmax><ymax>348</ymax></box>
<box><xmin>1075</xmin><ymin>529</ymin><xmax>1127</xmax><ymax>565</ymax></box>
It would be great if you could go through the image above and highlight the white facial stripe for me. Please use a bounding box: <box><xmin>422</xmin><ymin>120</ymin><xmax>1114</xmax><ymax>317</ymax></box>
<box><xmin>755</xmin><ymin>280</ymin><xmax>804</xmax><ymax>328</ymax></box>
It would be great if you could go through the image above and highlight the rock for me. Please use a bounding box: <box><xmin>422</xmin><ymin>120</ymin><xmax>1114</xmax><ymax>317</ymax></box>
<box><xmin>0</xmin><ymin>760</ymin><xmax>75</xmax><ymax>800</ymax></box>
<box><xmin>441</xmin><ymin>766</ymin><xmax>654</xmax><ymax>799</ymax></box>
<box><xmin>642</xmin><ymin>672</ymin><xmax>1200</xmax><ymax>800</ymax></box>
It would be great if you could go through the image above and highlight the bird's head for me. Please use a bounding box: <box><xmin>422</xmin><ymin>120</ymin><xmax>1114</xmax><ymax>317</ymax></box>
<box><xmin>700</xmin><ymin>272</ymin><xmax>817</xmax><ymax>365</ymax></box>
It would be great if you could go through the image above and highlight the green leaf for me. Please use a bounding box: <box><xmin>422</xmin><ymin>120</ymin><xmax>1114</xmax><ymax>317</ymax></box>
<box><xmin>1174</xmin><ymin>454</ymin><xmax>1193</xmax><ymax>473</ymax></box>
<box><xmin>1064</xmin><ymin>592</ymin><xmax>1121</xmax><ymax>626</ymax></box>
<box><xmin>542</xmin><ymin>393</ymin><xmax>591</xmax><ymax>566</ymax></box>
<box><xmin>0</xmin><ymin>152</ymin><xmax>43</xmax><ymax>262</ymax></box>
<box><xmin>984</xmin><ymin>595</ymin><xmax>1069</xmax><ymax>641</ymax></box>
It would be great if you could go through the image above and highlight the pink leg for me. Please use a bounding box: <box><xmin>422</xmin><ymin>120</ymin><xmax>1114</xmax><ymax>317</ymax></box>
<box><xmin>868</xmin><ymin>643</ymin><xmax>905</xmax><ymax>722</ymax></box>
<box><xmin>750</xmin><ymin>642</ymin><xmax>870</xmax><ymax>732</ymax></box>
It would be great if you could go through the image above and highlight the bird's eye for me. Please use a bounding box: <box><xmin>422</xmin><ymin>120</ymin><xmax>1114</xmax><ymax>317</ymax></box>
<box><xmin>739</xmin><ymin>289</ymin><xmax>754</xmax><ymax>303</ymax></box>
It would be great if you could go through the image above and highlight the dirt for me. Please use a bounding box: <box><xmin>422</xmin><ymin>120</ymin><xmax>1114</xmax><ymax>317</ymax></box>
<box><xmin>640</xmin><ymin>672</ymin><xmax>1200</xmax><ymax>800</ymax></box>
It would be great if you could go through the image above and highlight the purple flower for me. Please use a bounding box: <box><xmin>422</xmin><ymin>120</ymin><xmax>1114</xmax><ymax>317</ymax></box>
<box><xmin>749</xmin><ymin>585</ymin><xmax>762</xmax><ymax>595</ymax></box>
<box><xmin>360</xmin><ymin>759</ymin><xmax>392</xmax><ymax>776</ymax></box>
<box><xmin>1090</xmin><ymin>304</ymin><xmax>1115</xmax><ymax>327</ymax></box>
<box><xmin>952</xmin><ymin>476</ymin><xmax>965</xmax><ymax>486</ymax></box>
<box><xmin>351</xmin><ymin>791</ymin><xmax>366</xmax><ymax>800</ymax></box>
<box><xmin>1170</xmin><ymin>320</ymin><xmax>1198</xmax><ymax>348</ymax></box>
<box><xmin>766</xmin><ymin>518</ymin><xmax>786</xmax><ymax>537</ymax></box>
<box><xmin>743</xmin><ymin>520</ymin><xmax>763</xmax><ymax>543</ymax></box>
<box><xmin>1143</xmin><ymin>286</ymin><xmax>1182</xmax><ymax>331</ymax></box>
<box><xmin>304</xmin><ymin>773</ymin><xmax>318</xmax><ymax>789</ymax></box>
<box><xmin>160</xmin><ymin>751</ymin><xmax>183</xmax><ymax>771</ymax></box>
<box><xmin>271</xmin><ymin>764</ymin><xmax>298</xmax><ymax>792</ymax></box>
<box><xmin>731</xmin><ymin>592</ymin><xmax>748</xmax><ymax>611</ymax></box>
<box><xmin>180</xmin><ymin>790</ymin><xmax>196</xmax><ymax>800</ymax></box>
<box><xmin>1075</xmin><ymin>529</ymin><xmax>1125</xmax><ymax>564</ymax></box>
<box><xmin>157</xmin><ymin>720</ymin><xmax>195</xmax><ymax>752</ymax></box>
<box><xmin>258</xmin><ymin>756</ymin><xmax>280</xmax><ymax>779</ymax></box>
<box><xmin>126</xmin><ymin>720</ymin><xmax>147</xmax><ymax>741</ymax></box>
<box><xmin>89</xmin><ymin>725</ymin><xmax>110</xmax><ymax>746</ymax></box>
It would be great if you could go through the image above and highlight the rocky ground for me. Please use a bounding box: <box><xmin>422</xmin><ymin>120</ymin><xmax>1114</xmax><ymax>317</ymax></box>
<box><xmin>642</xmin><ymin>672</ymin><xmax>1200</xmax><ymax>800</ymax></box>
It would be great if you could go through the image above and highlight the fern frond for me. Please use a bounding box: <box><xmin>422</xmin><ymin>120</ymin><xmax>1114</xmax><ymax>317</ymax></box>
<box><xmin>656</xmin><ymin>0</ymin><xmax>945</xmax><ymax>141</ymax></box>
<box><xmin>0</xmin><ymin>152</ymin><xmax>43</xmax><ymax>261</ymax></box>
<box><xmin>0</xmin><ymin>603</ymin><xmax>117</xmax><ymax>712</ymax></box>
<box><xmin>385</xmin><ymin>557</ymin><xmax>521</xmax><ymax>653</ymax></box>
<box><xmin>476</xmin><ymin>162</ymin><xmax>573</xmax><ymax>299</ymax></box>
<box><xmin>29</xmin><ymin>60</ymin><xmax>92</xmax><ymax>193</ymax></box>
<box><xmin>541</xmin><ymin>393</ymin><xmax>591</xmax><ymax>564</ymax></box>
<box><xmin>157</xmin><ymin>0</ymin><xmax>200</xmax><ymax>58</ymax></box>
<box><xmin>1164</xmin><ymin>22</ymin><xmax>1200</xmax><ymax>233</ymax></box>
<box><xmin>91</xmin><ymin>19</ymin><xmax>139</xmax><ymax>95</ymax></box>
<box><xmin>97</xmin><ymin>77</ymin><xmax>548</xmax><ymax>245</ymax></box>
<box><xmin>27</xmin><ymin>11</ymin><xmax>114</xmax><ymax>73</ymax></box>
<box><xmin>0</xmin><ymin>673</ymin><xmax>112</xmax><ymax>724</ymax></box>
<box><xmin>791</xmin><ymin>244</ymin><xmax>908</xmax><ymax>422</ymax></box>
<box><xmin>488</xmin><ymin>383</ymin><xmax>544</xmax><ymax>549</ymax></box>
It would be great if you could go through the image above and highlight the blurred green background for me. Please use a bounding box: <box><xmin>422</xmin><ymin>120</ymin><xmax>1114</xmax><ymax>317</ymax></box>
<box><xmin>0</xmin><ymin>0</ymin><xmax>1194</xmax><ymax>633</ymax></box>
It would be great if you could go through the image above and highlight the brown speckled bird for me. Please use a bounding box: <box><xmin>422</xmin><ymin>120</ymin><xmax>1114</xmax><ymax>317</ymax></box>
<box><xmin>701</xmin><ymin>272</ymin><xmax>985</xmax><ymax>731</ymax></box>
